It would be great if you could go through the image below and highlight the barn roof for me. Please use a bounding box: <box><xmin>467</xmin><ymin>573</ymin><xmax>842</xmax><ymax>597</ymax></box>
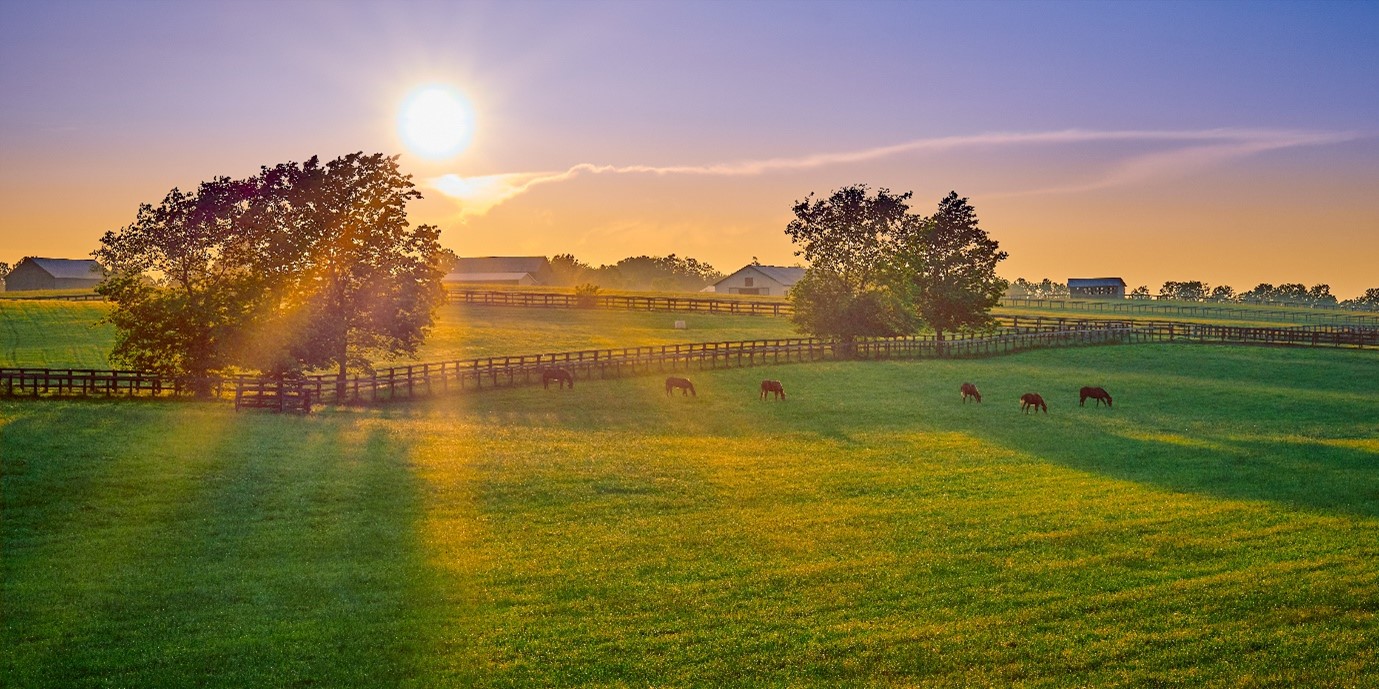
<box><xmin>22</xmin><ymin>258</ymin><xmax>105</xmax><ymax>279</ymax></box>
<box><xmin>714</xmin><ymin>264</ymin><xmax>806</xmax><ymax>287</ymax></box>
<box><xmin>443</xmin><ymin>271</ymin><xmax>535</xmax><ymax>283</ymax></box>
<box><xmin>1068</xmin><ymin>277</ymin><xmax>1126</xmax><ymax>288</ymax></box>
<box><xmin>752</xmin><ymin>265</ymin><xmax>806</xmax><ymax>286</ymax></box>
<box><xmin>453</xmin><ymin>256</ymin><xmax>550</xmax><ymax>275</ymax></box>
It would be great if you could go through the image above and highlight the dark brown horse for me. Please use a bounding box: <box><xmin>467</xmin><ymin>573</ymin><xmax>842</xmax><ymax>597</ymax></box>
<box><xmin>542</xmin><ymin>368</ymin><xmax>574</xmax><ymax>390</ymax></box>
<box><xmin>760</xmin><ymin>379</ymin><xmax>785</xmax><ymax>400</ymax></box>
<box><xmin>960</xmin><ymin>382</ymin><xmax>982</xmax><ymax>403</ymax></box>
<box><xmin>1079</xmin><ymin>386</ymin><xmax>1112</xmax><ymax>407</ymax></box>
<box><xmin>1020</xmin><ymin>392</ymin><xmax>1047</xmax><ymax>414</ymax></box>
<box><xmin>665</xmin><ymin>376</ymin><xmax>696</xmax><ymax>397</ymax></box>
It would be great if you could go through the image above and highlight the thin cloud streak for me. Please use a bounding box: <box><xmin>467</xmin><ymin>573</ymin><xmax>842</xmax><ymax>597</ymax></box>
<box><xmin>430</xmin><ymin>128</ymin><xmax>1361</xmax><ymax>216</ymax></box>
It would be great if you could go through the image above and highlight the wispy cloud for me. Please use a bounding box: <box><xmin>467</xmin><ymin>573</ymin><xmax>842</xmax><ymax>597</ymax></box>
<box><xmin>430</xmin><ymin>128</ymin><xmax>1360</xmax><ymax>216</ymax></box>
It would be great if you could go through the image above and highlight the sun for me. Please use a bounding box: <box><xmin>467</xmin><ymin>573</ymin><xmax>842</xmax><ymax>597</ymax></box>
<box><xmin>398</xmin><ymin>84</ymin><xmax>473</xmax><ymax>160</ymax></box>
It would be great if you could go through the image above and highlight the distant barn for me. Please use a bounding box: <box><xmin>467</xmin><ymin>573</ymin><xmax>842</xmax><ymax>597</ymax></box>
<box><xmin>444</xmin><ymin>256</ymin><xmax>555</xmax><ymax>287</ymax></box>
<box><xmin>1068</xmin><ymin>277</ymin><xmax>1126</xmax><ymax>299</ymax></box>
<box><xmin>3</xmin><ymin>257</ymin><xmax>106</xmax><ymax>292</ymax></box>
<box><xmin>708</xmin><ymin>265</ymin><xmax>806</xmax><ymax>297</ymax></box>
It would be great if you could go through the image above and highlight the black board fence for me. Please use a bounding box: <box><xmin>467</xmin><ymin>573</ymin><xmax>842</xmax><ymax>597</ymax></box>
<box><xmin>5</xmin><ymin>319</ymin><xmax>1375</xmax><ymax>406</ymax></box>
<box><xmin>448</xmin><ymin>288</ymin><xmax>793</xmax><ymax>316</ymax></box>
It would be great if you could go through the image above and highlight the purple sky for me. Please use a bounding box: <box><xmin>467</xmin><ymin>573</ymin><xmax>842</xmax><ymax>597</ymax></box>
<box><xmin>2</xmin><ymin>0</ymin><xmax>1376</xmax><ymax>295</ymax></box>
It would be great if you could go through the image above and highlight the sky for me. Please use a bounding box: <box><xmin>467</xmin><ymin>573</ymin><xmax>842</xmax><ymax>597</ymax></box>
<box><xmin>1</xmin><ymin>0</ymin><xmax>1376</xmax><ymax>297</ymax></box>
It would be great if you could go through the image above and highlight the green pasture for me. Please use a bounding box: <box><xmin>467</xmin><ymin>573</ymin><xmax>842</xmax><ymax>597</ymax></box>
<box><xmin>0</xmin><ymin>300</ymin><xmax>797</xmax><ymax>370</ymax></box>
<box><xmin>0</xmin><ymin>300</ymin><xmax>114</xmax><ymax>369</ymax></box>
<box><xmin>4</xmin><ymin>344</ymin><xmax>1377</xmax><ymax>687</ymax></box>
<box><xmin>996</xmin><ymin>298</ymin><xmax>1379</xmax><ymax>328</ymax></box>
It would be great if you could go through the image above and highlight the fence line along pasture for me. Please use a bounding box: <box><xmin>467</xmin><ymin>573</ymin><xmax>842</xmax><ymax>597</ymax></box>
<box><xmin>4</xmin><ymin>319</ymin><xmax>1375</xmax><ymax>405</ymax></box>
<box><xmin>999</xmin><ymin>295</ymin><xmax>1379</xmax><ymax>325</ymax></box>
<box><xmin>448</xmin><ymin>288</ymin><xmax>793</xmax><ymax>316</ymax></box>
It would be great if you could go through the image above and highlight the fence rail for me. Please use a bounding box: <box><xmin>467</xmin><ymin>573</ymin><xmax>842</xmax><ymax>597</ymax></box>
<box><xmin>999</xmin><ymin>296</ymin><xmax>1379</xmax><ymax>325</ymax></box>
<box><xmin>5</xmin><ymin>318</ymin><xmax>1374</xmax><ymax>406</ymax></box>
<box><xmin>448</xmin><ymin>288</ymin><xmax>793</xmax><ymax>316</ymax></box>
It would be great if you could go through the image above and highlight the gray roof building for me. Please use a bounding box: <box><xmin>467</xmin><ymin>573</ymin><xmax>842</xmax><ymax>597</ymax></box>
<box><xmin>3</xmin><ymin>257</ymin><xmax>106</xmax><ymax>292</ymax></box>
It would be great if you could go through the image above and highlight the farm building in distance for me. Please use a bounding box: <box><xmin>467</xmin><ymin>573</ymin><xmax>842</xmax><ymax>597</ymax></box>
<box><xmin>1068</xmin><ymin>277</ymin><xmax>1127</xmax><ymax>299</ymax></box>
<box><xmin>444</xmin><ymin>256</ymin><xmax>556</xmax><ymax>286</ymax></box>
<box><xmin>709</xmin><ymin>265</ymin><xmax>806</xmax><ymax>296</ymax></box>
<box><xmin>3</xmin><ymin>257</ymin><xmax>106</xmax><ymax>292</ymax></box>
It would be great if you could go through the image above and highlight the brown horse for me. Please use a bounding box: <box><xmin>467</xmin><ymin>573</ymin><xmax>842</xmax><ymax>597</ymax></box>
<box><xmin>760</xmin><ymin>379</ymin><xmax>785</xmax><ymax>400</ymax></box>
<box><xmin>960</xmin><ymin>382</ymin><xmax>982</xmax><ymax>403</ymax></box>
<box><xmin>1079</xmin><ymin>386</ymin><xmax>1112</xmax><ymax>407</ymax></box>
<box><xmin>665</xmin><ymin>376</ymin><xmax>696</xmax><ymax>397</ymax></box>
<box><xmin>1020</xmin><ymin>392</ymin><xmax>1047</xmax><ymax>414</ymax></box>
<box><xmin>542</xmin><ymin>368</ymin><xmax>574</xmax><ymax>390</ymax></box>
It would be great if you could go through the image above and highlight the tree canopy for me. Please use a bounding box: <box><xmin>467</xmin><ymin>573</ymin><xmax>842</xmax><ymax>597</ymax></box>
<box><xmin>896</xmin><ymin>192</ymin><xmax>1008</xmax><ymax>343</ymax></box>
<box><xmin>784</xmin><ymin>185</ymin><xmax>1006</xmax><ymax>348</ymax></box>
<box><xmin>95</xmin><ymin>152</ymin><xmax>445</xmax><ymax>395</ymax></box>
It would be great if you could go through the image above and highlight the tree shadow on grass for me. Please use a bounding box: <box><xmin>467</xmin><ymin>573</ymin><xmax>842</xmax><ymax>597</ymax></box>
<box><xmin>1</xmin><ymin>403</ymin><xmax>442</xmax><ymax>688</ymax></box>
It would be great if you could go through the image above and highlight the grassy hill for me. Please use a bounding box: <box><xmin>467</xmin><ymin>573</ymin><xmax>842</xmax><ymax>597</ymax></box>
<box><xmin>4</xmin><ymin>344</ymin><xmax>1376</xmax><ymax>686</ymax></box>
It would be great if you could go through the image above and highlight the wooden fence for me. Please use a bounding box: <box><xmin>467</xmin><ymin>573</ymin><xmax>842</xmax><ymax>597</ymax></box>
<box><xmin>448</xmin><ymin>288</ymin><xmax>793</xmax><ymax>316</ymax></box>
<box><xmin>1000</xmin><ymin>296</ymin><xmax>1379</xmax><ymax>325</ymax></box>
<box><xmin>4</xmin><ymin>320</ymin><xmax>1374</xmax><ymax>405</ymax></box>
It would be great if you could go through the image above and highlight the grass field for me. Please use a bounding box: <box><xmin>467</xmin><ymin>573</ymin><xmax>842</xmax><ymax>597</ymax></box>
<box><xmin>4</xmin><ymin>343</ymin><xmax>1377</xmax><ymax>687</ymax></box>
<box><xmin>0</xmin><ymin>300</ymin><xmax>798</xmax><ymax>370</ymax></box>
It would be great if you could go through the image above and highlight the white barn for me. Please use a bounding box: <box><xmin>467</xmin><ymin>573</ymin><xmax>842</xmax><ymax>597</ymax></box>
<box><xmin>709</xmin><ymin>265</ymin><xmax>805</xmax><ymax>297</ymax></box>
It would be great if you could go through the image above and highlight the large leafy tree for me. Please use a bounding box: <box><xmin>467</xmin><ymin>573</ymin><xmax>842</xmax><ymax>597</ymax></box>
<box><xmin>94</xmin><ymin>177</ymin><xmax>259</xmax><ymax>394</ymax></box>
<box><xmin>248</xmin><ymin>153</ymin><xmax>446</xmax><ymax>397</ymax></box>
<box><xmin>895</xmin><ymin>192</ymin><xmax>1008</xmax><ymax>346</ymax></box>
<box><xmin>784</xmin><ymin>184</ymin><xmax>916</xmax><ymax>345</ymax></box>
<box><xmin>95</xmin><ymin>153</ymin><xmax>445</xmax><ymax>398</ymax></box>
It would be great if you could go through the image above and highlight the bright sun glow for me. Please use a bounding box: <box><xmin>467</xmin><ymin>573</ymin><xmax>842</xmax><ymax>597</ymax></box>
<box><xmin>399</xmin><ymin>85</ymin><xmax>473</xmax><ymax>160</ymax></box>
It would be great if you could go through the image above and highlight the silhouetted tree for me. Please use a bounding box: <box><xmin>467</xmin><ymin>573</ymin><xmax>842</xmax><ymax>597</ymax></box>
<box><xmin>94</xmin><ymin>176</ymin><xmax>260</xmax><ymax>394</ymax></box>
<box><xmin>1158</xmin><ymin>280</ymin><xmax>1209</xmax><ymax>301</ymax></box>
<box><xmin>1343</xmin><ymin>288</ymin><xmax>1379</xmax><ymax>309</ymax></box>
<box><xmin>549</xmin><ymin>253</ymin><xmax>593</xmax><ymax>286</ymax></box>
<box><xmin>1209</xmin><ymin>285</ymin><xmax>1236</xmax><ymax>302</ymax></box>
<box><xmin>788</xmin><ymin>268</ymin><xmax>915</xmax><ymax>350</ymax></box>
<box><xmin>784</xmin><ymin>184</ymin><xmax>915</xmax><ymax>346</ymax></box>
<box><xmin>1010</xmin><ymin>277</ymin><xmax>1068</xmax><ymax>299</ymax></box>
<box><xmin>246</xmin><ymin>153</ymin><xmax>445</xmax><ymax>398</ymax></box>
<box><xmin>895</xmin><ymin>192</ymin><xmax>1008</xmax><ymax>348</ymax></box>
<box><xmin>592</xmin><ymin>254</ymin><xmax>723</xmax><ymax>291</ymax></box>
<box><xmin>1130</xmin><ymin>285</ymin><xmax>1151</xmax><ymax>299</ymax></box>
<box><xmin>95</xmin><ymin>152</ymin><xmax>445</xmax><ymax>399</ymax></box>
<box><xmin>786</xmin><ymin>184</ymin><xmax>912</xmax><ymax>294</ymax></box>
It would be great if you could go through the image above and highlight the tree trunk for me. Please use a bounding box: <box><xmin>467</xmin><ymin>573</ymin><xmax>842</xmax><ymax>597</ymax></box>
<box><xmin>935</xmin><ymin>328</ymin><xmax>945</xmax><ymax>357</ymax></box>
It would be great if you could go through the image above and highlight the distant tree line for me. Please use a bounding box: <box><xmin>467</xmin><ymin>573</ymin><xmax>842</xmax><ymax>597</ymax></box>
<box><xmin>544</xmin><ymin>253</ymin><xmax>724</xmax><ymax>292</ymax></box>
<box><xmin>1143</xmin><ymin>281</ymin><xmax>1378</xmax><ymax>309</ymax></box>
<box><xmin>1009</xmin><ymin>277</ymin><xmax>1378</xmax><ymax>310</ymax></box>
<box><xmin>94</xmin><ymin>152</ymin><xmax>447</xmax><ymax>396</ymax></box>
<box><xmin>1008</xmin><ymin>277</ymin><xmax>1069</xmax><ymax>299</ymax></box>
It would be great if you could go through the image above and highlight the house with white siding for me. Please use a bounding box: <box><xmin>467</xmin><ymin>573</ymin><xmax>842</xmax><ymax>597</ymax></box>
<box><xmin>708</xmin><ymin>265</ymin><xmax>806</xmax><ymax>297</ymax></box>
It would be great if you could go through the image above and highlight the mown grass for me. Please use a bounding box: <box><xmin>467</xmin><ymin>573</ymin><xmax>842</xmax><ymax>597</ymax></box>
<box><xmin>0</xmin><ymin>300</ymin><xmax>115</xmax><ymax>368</ymax></box>
<box><xmin>0</xmin><ymin>300</ymin><xmax>798</xmax><ymax>370</ymax></box>
<box><xmin>4</xmin><ymin>344</ymin><xmax>1376</xmax><ymax>687</ymax></box>
<box><xmin>995</xmin><ymin>299</ymin><xmax>1379</xmax><ymax>328</ymax></box>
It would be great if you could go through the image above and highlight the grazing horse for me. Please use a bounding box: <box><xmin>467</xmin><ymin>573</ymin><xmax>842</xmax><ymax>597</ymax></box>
<box><xmin>1079</xmin><ymin>386</ymin><xmax>1112</xmax><ymax>407</ymax></box>
<box><xmin>665</xmin><ymin>376</ymin><xmax>696</xmax><ymax>397</ymax></box>
<box><xmin>760</xmin><ymin>379</ymin><xmax>786</xmax><ymax>400</ymax></box>
<box><xmin>542</xmin><ymin>368</ymin><xmax>574</xmax><ymax>390</ymax></box>
<box><xmin>1020</xmin><ymin>392</ymin><xmax>1047</xmax><ymax>414</ymax></box>
<box><xmin>960</xmin><ymin>382</ymin><xmax>982</xmax><ymax>403</ymax></box>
